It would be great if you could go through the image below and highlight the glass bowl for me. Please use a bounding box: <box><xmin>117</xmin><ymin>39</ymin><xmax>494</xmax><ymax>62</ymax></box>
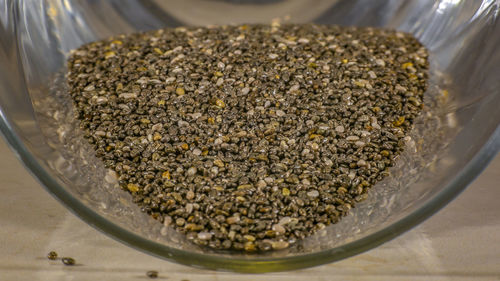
<box><xmin>1</xmin><ymin>0</ymin><xmax>499</xmax><ymax>273</ymax></box>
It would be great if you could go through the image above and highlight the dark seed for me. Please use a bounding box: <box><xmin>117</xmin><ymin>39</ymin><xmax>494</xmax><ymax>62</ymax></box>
<box><xmin>61</xmin><ymin>257</ymin><xmax>75</xmax><ymax>266</ymax></box>
<box><xmin>47</xmin><ymin>251</ymin><xmax>58</xmax><ymax>260</ymax></box>
<box><xmin>146</xmin><ymin>270</ymin><xmax>158</xmax><ymax>278</ymax></box>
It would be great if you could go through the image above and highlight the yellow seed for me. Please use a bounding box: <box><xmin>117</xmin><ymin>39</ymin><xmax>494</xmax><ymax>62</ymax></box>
<box><xmin>180</xmin><ymin>143</ymin><xmax>189</xmax><ymax>150</ymax></box>
<box><xmin>153</xmin><ymin>48</ymin><xmax>163</xmax><ymax>55</ymax></box>
<box><xmin>215</xmin><ymin>99</ymin><xmax>226</xmax><ymax>108</ymax></box>
<box><xmin>236</xmin><ymin>196</ymin><xmax>246</xmax><ymax>202</ymax></box>
<box><xmin>162</xmin><ymin>171</ymin><xmax>171</xmax><ymax>179</ymax></box>
<box><xmin>214</xmin><ymin>159</ymin><xmax>224</xmax><ymax>167</ymax></box>
<box><xmin>286</xmin><ymin>36</ymin><xmax>297</xmax><ymax>41</ymax></box>
<box><xmin>239</xmin><ymin>24</ymin><xmax>248</xmax><ymax>30</ymax></box>
<box><xmin>176</xmin><ymin>87</ymin><xmax>185</xmax><ymax>96</ymax></box>
<box><xmin>441</xmin><ymin>89</ymin><xmax>449</xmax><ymax>98</ymax></box>
<box><xmin>214</xmin><ymin>186</ymin><xmax>224</xmax><ymax>191</ymax></box>
<box><xmin>136</xmin><ymin>67</ymin><xmax>147</xmax><ymax>72</ymax></box>
<box><xmin>116</xmin><ymin>83</ymin><xmax>124</xmax><ymax>91</ymax></box>
<box><xmin>214</xmin><ymin>71</ymin><xmax>224</xmax><ymax>77</ymax></box>
<box><xmin>402</xmin><ymin>62</ymin><xmax>414</xmax><ymax>69</ymax></box>
<box><xmin>244</xmin><ymin>235</ymin><xmax>256</xmax><ymax>242</ymax></box>
<box><xmin>275</xmin><ymin>74</ymin><xmax>280</xmax><ymax>79</ymax></box>
<box><xmin>408</xmin><ymin>74</ymin><xmax>418</xmax><ymax>80</ymax></box>
<box><xmin>380</xmin><ymin>150</ymin><xmax>390</xmax><ymax>157</ymax></box>
<box><xmin>140</xmin><ymin>118</ymin><xmax>150</xmax><ymax>124</ymax></box>
<box><xmin>244</xmin><ymin>242</ymin><xmax>256</xmax><ymax>252</ymax></box>
<box><xmin>309</xmin><ymin>134</ymin><xmax>322</xmax><ymax>140</ymax></box>
<box><xmin>256</xmin><ymin>154</ymin><xmax>268</xmax><ymax>161</ymax></box>
<box><xmin>237</xmin><ymin>184</ymin><xmax>253</xmax><ymax>190</ymax></box>
<box><xmin>207</xmin><ymin>117</ymin><xmax>215</xmax><ymax>124</ymax></box>
<box><xmin>153</xmin><ymin>133</ymin><xmax>162</xmax><ymax>141</ymax></box>
<box><xmin>308</xmin><ymin>62</ymin><xmax>318</xmax><ymax>68</ymax></box>
<box><xmin>265</xmin><ymin>230</ymin><xmax>276</xmax><ymax>237</ymax></box>
<box><xmin>111</xmin><ymin>40</ymin><xmax>122</xmax><ymax>45</ymax></box>
<box><xmin>354</xmin><ymin>80</ymin><xmax>366</xmax><ymax>88</ymax></box>
<box><xmin>157</xmin><ymin>100</ymin><xmax>165</xmax><ymax>106</ymax></box>
<box><xmin>337</xmin><ymin>187</ymin><xmax>348</xmax><ymax>193</ymax></box>
<box><xmin>127</xmin><ymin>183</ymin><xmax>139</xmax><ymax>192</ymax></box>
<box><xmin>105</xmin><ymin>146</ymin><xmax>113</xmax><ymax>152</ymax></box>
<box><xmin>372</xmin><ymin>106</ymin><xmax>381</xmax><ymax>113</ymax></box>
<box><xmin>104</xmin><ymin>51</ymin><xmax>116</xmax><ymax>59</ymax></box>
<box><xmin>282</xmin><ymin>188</ymin><xmax>290</xmax><ymax>196</ymax></box>
<box><xmin>393</xmin><ymin>116</ymin><xmax>405</xmax><ymax>127</ymax></box>
<box><xmin>342</xmin><ymin>59</ymin><xmax>348</xmax><ymax>64</ymax></box>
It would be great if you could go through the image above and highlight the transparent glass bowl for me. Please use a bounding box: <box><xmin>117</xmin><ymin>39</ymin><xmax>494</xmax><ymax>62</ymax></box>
<box><xmin>1</xmin><ymin>0</ymin><xmax>499</xmax><ymax>273</ymax></box>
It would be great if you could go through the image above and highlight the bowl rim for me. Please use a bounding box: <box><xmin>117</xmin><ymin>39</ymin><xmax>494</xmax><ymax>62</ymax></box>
<box><xmin>1</xmin><ymin>101</ymin><xmax>499</xmax><ymax>272</ymax></box>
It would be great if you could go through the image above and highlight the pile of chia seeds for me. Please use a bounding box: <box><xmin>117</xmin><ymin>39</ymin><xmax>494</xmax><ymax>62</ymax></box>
<box><xmin>67</xmin><ymin>23</ymin><xmax>428</xmax><ymax>251</ymax></box>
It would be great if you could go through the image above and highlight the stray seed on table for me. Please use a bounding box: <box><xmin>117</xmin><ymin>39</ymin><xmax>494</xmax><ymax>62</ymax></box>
<box><xmin>47</xmin><ymin>251</ymin><xmax>58</xmax><ymax>260</ymax></box>
<box><xmin>61</xmin><ymin>257</ymin><xmax>75</xmax><ymax>266</ymax></box>
<box><xmin>146</xmin><ymin>270</ymin><xmax>158</xmax><ymax>278</ymax></box>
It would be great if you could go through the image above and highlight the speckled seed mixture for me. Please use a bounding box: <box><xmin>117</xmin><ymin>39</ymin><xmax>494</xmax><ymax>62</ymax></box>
<box><xmin>67</xmin><ymin>23</ymin><xmax>428</xmax><ymax>252</ymax></box>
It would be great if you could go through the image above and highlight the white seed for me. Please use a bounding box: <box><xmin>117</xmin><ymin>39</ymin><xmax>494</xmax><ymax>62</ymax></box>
<box><xmin>272</xmin><ymin>241</ymin><xmax>289</xmax><ymax>250</ymax></box>
<box><xmin>186</xmin><ymin>167</ymin><xmax>197</xmax><ymax>176</ymax></box>
<box><xmin>298</xmin><ymin>38</ymin><xmax>310</xmax><ymax>44</ymax></box>
<box><xmin>278</xmin><ymin>217</ymin><xmax>291</xmax><ymax>225</ymax></box>
<box><xmin>264</xmin><ymin>177</ymin><xmax>274</xmax><ymax>184</ymax></box>
<box><xmin>190</xmin><ymin>112</ymin><xmax>202</xmax><ymax>119</ymax></box>
<box><xmin>272</xmin><ymin>224</ymin><xmax>286</xmax><ymax>235</ymax></box>
<box><xmin>357</xmin><ymin>159</ymin><xmax>367</xmax><ymax>167</ymax></box>
<box><xmin>375</xmin><ymin>59</ymin><xmax>386</xmax><ymax>67</ymax></box>
<box><xmin>197</xmin><ymin>232</ymin><xmax>213</xmax><ymax>240</ymax></box>
<box><xmin>226</xmin><ymin>216</ymin><xmax>240</xmax><ymax>224</ymax></box>
<box><xmin>192</xmin><ymin>148</ymin><xmax>202</xmax><ymax>156</ymax></box>
<box><xmin>335</xmin><ymin>125</ymin><xmax>345</xmax><ymax>133</ymax></box>
<box><xmin>346</xmin><ymin>135</ymin><xmax>360</xmax><ymax>141</ymax></box>
<box><xmin>276</xmin><ymin>110</ymin><xmax>286</xmax><ymax>117</ymax></box>
<box><xmin>289</xmin><ymin>84</ymin><xmax>300</xmax><ymax>93</ymax></box>
<box><xmin>185</xmin><ymin>203</ymin><xmax>193</xmax><ymax>214</ymax></box>
<box><xmin>151</xmin><ymin>123</ymin><xmax>162</xmax><ymax>131</ymax></box>
<box><xmin>256</xmin><ymin>179</ymin><xmax>267</xmax><ymax>189</ymax></box>
<box><xmin>307</xmin><ymin>190</ymin><xmax>320</xmax><ymax>198</ymax></box>
<box><xmin>95</xmin><ymin>130</ymin><xmax>106</xmax><ymax>137</ymax></box>
<box><xmin>269</xmin><ymin>53</ymin><xmax>278</xmax><ymax>59</ymax></box>
<box><xmin>84</xmin><ymin>85</ymin><xmax>95</xmax><ymax>91</ymax></box>
<box><xmin>95</xmin><ymin>97</ymin><xmax>108</xmax><ymax>104</ymax></box>
<box><xmin>119</xmin><ymin>93</ymin><xmax>137</xmax><ymax>99</ymax></box>
<box><xmin>241</xmin><ymin>87</ymin><xmax>250</xmax><ymax>95</ymax></box>
<box><xmin>210</xmin><ymin>166</ymin><xmax>219</xmax><ymax>176</ymax></box>
<box><xmin>178</xmin><ymin>120</ymin><xmax>189</xmax><ymax>127</ymax></box>
<box><xmin>186</xmin><ymin>190</ymin><xmax>195</xmax><ymax>200</ymax></box>
<box><xmin>163</xmin><ymin>216</ymin><xmax>172</xmax><ymax>226</ymax></box>
<box><xmin>355</xmin><ymin>141</ymin><xmax>366</xmax><ymax>147</ymax></box>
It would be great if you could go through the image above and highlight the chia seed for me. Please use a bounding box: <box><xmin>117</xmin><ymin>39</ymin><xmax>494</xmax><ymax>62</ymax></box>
<box><xmin>66</xmin><ymin>23</ymin><xmax>428</xmax><ymax>252</ymax></box>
